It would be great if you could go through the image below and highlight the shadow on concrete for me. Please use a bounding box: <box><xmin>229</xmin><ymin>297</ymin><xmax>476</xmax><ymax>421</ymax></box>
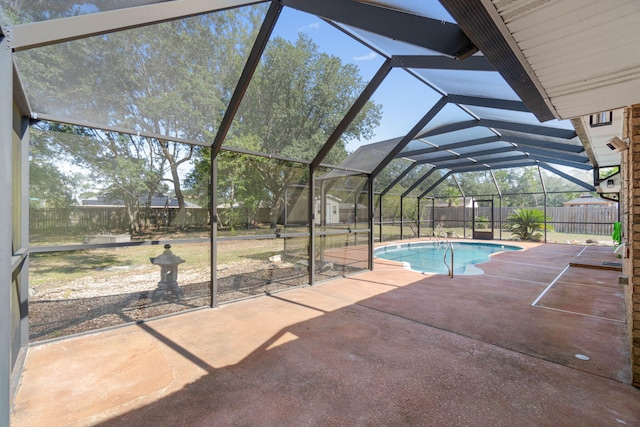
<box><xmin>13</xmin><ymin>243</ymin><xmax>640</xmax><ymax>426</ymax></box>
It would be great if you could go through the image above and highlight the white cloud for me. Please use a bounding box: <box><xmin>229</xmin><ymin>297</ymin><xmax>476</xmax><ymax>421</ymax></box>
<box><xmin>298</xmin><ymin>22</ymin><xmax>320</xmax><ymax>33</ymax></box>
<box><xmin>352</xmin><ymin>52</ymin><xmax>377</xmax><ymax>61</ymax></box>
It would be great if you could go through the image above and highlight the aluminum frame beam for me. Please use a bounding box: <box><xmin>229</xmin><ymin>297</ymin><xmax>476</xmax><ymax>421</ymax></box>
<box><xmin>418</xmin><ymin>171</ymin><xmax>452</xmax><ymax>199</ymax></box>
<box><xmin>398</xmin><ymin>135</ymin><xmax>584</xmax><ymax>162</ymax></box>
<box><xmin>416</xmin><ymin>119</ymin><xmax>576</xmax><ymax>140</ymax></box>
<box><xmin>431</xmin><ymin>154</ymin><xmax>530</xmax><ymax>169</ymax></box>
<box><xmin>398</xmin><ymin>136</ymin><xmax>500</xmax><ymax>158</ymax></box>
<box><xmin>372</xmin><ymin>96</ymin><xmax>448</xmax><ymax>177</ymax></box>
<box><xmin>282</xmin><ymin>0</ymin><xmax>477</xmax><ymax>59</ymax></box>
<box><xmin>538</xmin><ymin>162</ymin><xmax>595</xmax><ymax>191</ymax></box>
<box><xmin>530</xmin><ymin>154</ymin><xmax>591</xmax><ymax>170</ymax></box>
<box><xmin>312</xmin><ymin>59</ymin><xmax>392</xmax><ymax>171</ymax></box>
<box><xmin>414</xmin><ymin>146</ymin><xmax>520</xmax><ymax>166</ymax></box>
<box><xmin>447</xmin><ymin>94</ymin><xmax>529</xmax><ymax>112</ymax></box>
<box><xmin>379</xmin><ymin>162</ymin><xmax>418</xmax><ymax>197</ymax></box>
<box><xmin>0</xmin><ymin>35</ymin><xmax>12</xmax><ymax>427</ymax></box>
<box><xmin>448</xmin><ymin>161</ymin><xmax>537</xmax><ymax>173</ymax></box>
<box><xmin>479</xmin><ymin>119</ymin><xmax>577</xmax><ymax>139</ymax></box>
<box><xmin>12</xmin><ymin>65</ymin><xmax>30</xmax><ymax>117</ymax></box>
<box><xmin>390</xmin><ymin>55</ymin><xmax>494</xmax><ymax>71</ymax></box>
<box><xmin>502</xmin><ymin>134</ymin><xmax>583</xmax><ymax>153</ymax></box>
<box><xmin>212</xmin><ymin>2</ymin><xmax>281</xmax><ymax>157</ymax></box>
<box><xmin>439</xmin><ymin>0</ymin><xmax>557</xmax><ymax>121</ymax></box>
<box><xmin>402</xmin><ymin>168</ymin><xmax>436</xmax><ymax>198</ymax></box>
<box><xmin>8</xmin><ymin>0</ymin><xmax>263</xmax><ymax>51</ymax></box>
<box><xmin>417</xmin><ymin>120</ymin><xmax>479</xmax><ymax>139</ymax></box>
<box><xmin>516</xmin><ymin>146</ymin><xmax>588</xmax><ymax>164</ymax></box>
<box><xmin>411</xmin><ymin>145</ymin><xmax>588</xmax><ymax>169</ymax></box>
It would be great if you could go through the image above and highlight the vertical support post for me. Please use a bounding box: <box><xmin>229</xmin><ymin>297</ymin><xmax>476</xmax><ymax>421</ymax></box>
<box><xmin>463</xmin><ymin>197</ymin><xmax>467</xmax><ymax>238</ymax></box>
<box><xmin>543</xmin><ymin>192</ymin><xmax>548</xmax><ymax>243</ymax></box>
<box><xmin>499</xmin><ymin>196</ymin><xmax>503</xmax><ymax>240</ymax></box>
<box><xmin>1</xmin><ymin>35</ymin><xmax>13</xmax><ymax>427</ymax></box>
<box><xmin>210</xmin><ymin>156</ymin><xmax>218</xmax><ymax>307</ymax></box>
<box><xmin>18</xmin><ymin>118</ymin><xmax>29</xmax><ymax>346</ymax></box>
<box><xmin>378</xmin><ymin>194</ymin><xmax>383</xmax><ymax>243</ymax></box>
<box><xmin>538</xmin><ymin>165</ymin><xmax>548</xmax><ymax>244</ymax></box>
<box><xmin>431</xmin><ymin>198</ymin><xmax>436</xmax><ymax>236</ymax></box>
<box><xmin>368</xmin><ymin>174</ymin><xmax>374</xmax><ymax>270</ymax></box>
<box><xmin>417</xmin><ymin>196</ymin><xmax>421</xmax><ymax>238</ymax></box>
<box><xmin>308</xmin><ymin>169</ymin><xmax>315</xmax><ymax>285</ymax></box>
<box><xmin>400</xmin><ymin>196</ymin><xmax>404</xmax><ymax>240</ymax></box>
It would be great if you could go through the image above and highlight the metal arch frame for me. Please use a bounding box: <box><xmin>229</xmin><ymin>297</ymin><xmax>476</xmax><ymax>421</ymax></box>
<box><xmin>5</xmin><ymin>0</ymin><xmax>588</xmax><ymax>192</ymax></box>
<box><xmin>2</xmin><ymin>0</ymin><xmax>598</xmax><ymax>215</ymax></box>
<box><xmin>0</xmin><ymin>1</ymin><xmax>613</xmax><ymax>422</ymax></box>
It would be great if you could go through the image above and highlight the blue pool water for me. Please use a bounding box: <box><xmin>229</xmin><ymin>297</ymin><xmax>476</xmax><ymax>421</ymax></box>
<box><xmin>374</xmin><ymin>242</ymin><xmax>522</xmax><ymax>275</ymax></box>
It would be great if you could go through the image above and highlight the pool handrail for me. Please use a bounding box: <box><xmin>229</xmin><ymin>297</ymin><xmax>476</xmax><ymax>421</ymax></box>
<box><xmin>443</xmin><ymin>242</ymin><xmax>454</xmax><ymax>278</ymax></box>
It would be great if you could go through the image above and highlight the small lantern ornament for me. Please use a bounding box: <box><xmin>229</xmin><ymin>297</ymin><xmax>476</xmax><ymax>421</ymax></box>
<box><xmin>150</xmin><ymin>244</ymin><xmax>185</xmax><ymax>302</ymax></box>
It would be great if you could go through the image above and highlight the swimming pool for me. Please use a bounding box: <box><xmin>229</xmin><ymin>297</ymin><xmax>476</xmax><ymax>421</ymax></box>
<box><xmin>374</xmin><ymin>241</ymin><xmax>522</xmax><ymax>275</ymax></box>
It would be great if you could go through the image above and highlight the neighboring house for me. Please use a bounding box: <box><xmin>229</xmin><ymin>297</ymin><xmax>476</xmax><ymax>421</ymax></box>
<box><xmin>562</xmin><ymin>193</ymin><xmax>616</xmax><ymax>208</ymax></box>
<box><xmin>81</xmin><ymin>194</ymin><xmax>201</xmax><ymax>209</ymax></box>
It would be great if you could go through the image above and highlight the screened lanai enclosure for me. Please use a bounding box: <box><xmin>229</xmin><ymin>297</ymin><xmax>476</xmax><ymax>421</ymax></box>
<box><xmin>2</xmin><ymin>0</ymin><xmax>619</xmax><ymax>347</ymax></box>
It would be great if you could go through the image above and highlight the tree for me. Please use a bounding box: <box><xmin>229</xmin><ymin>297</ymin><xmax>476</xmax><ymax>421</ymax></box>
<box><xmin>33</xmin><ymin>122</ymin><xmax>166</xmax><ymax>234</ymax></box>
<box><xmin>189</xmin><ymin>34</ymin><xmax>382</xmax><ymax>229</ymax></box>
<box><xmin>16</xmin><ymin>6</ymin><xmax>267</xmax><ymax>230</ymax></box>
<box><xmin>29</xmin><ymin>125</ymin><xmax>78</xmax><ymax>208</ymax></box>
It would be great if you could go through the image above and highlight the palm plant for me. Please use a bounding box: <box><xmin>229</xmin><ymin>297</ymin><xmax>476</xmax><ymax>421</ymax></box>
<box><xmin>506</xmin><ymin>208</ymin><xmax>553</xmax><ymax>241</ymax></box>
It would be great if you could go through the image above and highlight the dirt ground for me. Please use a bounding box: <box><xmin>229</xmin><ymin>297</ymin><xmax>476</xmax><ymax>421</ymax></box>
<box><xmin>28</xmin><ymin>259</ymin><xmax>314</xmax><ymax>342</ymax></box>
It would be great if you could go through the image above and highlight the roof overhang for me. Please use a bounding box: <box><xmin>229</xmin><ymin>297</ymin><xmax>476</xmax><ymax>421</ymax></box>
<box><xmin>440</xmin><ymin>0</ymin><xmax>640</xmax><ymax>121</ymax></box>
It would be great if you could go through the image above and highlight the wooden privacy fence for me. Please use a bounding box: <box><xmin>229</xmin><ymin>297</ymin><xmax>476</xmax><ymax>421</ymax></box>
<box><xmin>30</xmin><ymin>207</ymin><xmax>210</xmax><ymax>232</ymax></box>
<box><xmin>546</xmin><ymin>206</ymin><xmax>618</xmax><ymax>235</ymax></box>
<box><xmin>379</xmin><ymin>205</ymin><xmax>618</xmax><ymax>236</ymax></box>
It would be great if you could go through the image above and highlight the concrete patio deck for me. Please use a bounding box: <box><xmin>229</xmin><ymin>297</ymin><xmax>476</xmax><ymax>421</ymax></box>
<box><xmin>11</xmin><ymin>242</ymin><xmax>640</xmax><ymax>426</ymax></box>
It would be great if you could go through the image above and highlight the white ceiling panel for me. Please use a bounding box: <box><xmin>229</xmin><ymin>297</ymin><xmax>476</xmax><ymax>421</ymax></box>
<box><xmin>488</xmin><ymin>0</ymin><xmax>640</xmax><ymax>119</ymax></box>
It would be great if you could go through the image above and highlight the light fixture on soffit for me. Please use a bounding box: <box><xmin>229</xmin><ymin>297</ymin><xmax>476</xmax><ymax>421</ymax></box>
<box><xmin>605</xmin><ymin>136</ymin><xmax>628</xmax><ymax>152</ymax></box>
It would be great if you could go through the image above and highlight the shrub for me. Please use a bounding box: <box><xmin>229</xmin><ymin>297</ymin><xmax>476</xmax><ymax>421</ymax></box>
<box><xmin>506</xmin><ymin>208</ymin><xmax>553</xmax><ymax>241</ymax></box>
